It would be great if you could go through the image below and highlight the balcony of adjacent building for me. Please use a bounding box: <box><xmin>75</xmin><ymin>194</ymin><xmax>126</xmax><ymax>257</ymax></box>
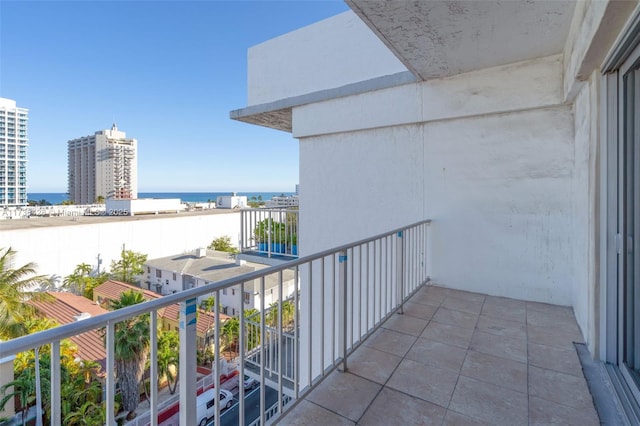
<box><xmin>0</xmin><ymin>220</ymin><xmax>622</xmax><ymax>426</ymax></box>
<box><xmin>238</xmin><ymin>208</ymin><xmax>299</xmax><ymax>265</ymax></box>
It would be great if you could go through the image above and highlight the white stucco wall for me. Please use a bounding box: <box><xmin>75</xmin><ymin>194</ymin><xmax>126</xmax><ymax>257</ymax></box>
<box><xmin>297</xmin><ymin>55</ymin><xmax>583</xmax><ymax>306</ymax></box>
<box><xmin>247</xmin><ymin>11</ymin><xmax>407</xmax><ymax>106</ymax></box>
<box><xmin>0</xmin><ymin>213</ymin><xmax>241</xmax><ymax>279</ymax></box>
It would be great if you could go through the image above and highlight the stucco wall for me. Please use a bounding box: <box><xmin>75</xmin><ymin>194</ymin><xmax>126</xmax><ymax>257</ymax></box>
<box><xmin>297</xmin><ymin>55</ymin><xmax>583</xmax><ymax>306</ymax></box>
<box><xmin>247</xmin><ymin>11</ymin><xmax>407</xmax><ymax>106</ymax></box>
<box><xmin>0</xmin><ymin>213</ymin><xmax>241</xmax><ymax>280</ymax></box>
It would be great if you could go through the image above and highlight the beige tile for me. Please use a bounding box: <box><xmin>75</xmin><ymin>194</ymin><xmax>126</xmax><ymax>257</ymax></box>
<box><xmin>480</xmin><ymin>300</ymin><xmax>526</xmax><ymax>323</ymax></box>
<box><xmin>528</xmin><ymin>342</ymin><xmax>584</xmax><ymax>377</ymax></box>
<box><xmin>387</xmin><ymin>358</ymin><xmax>459</xmax><ymax>407</ymax></box>
<box><xmin>442</xmin><ymin>296</ymin><xmax>484</xmax><ymax>315</ymax></box>
<box><xmin>484</xmin><ymin>295</ymin><xmax>526</xmax><ymax>310</ymax></box>
<box><xmin>359</xmin><ymin>387</ymin><xmax>446</xmax><ymax>426</ymax></box>
<box><xmin>402</xmin><ymin>301</ymin><xmax>437</xmax><ymax>321</ymax></box>
<box><xmin>279</xmin><ymin>400</ymin><xmax>355</xmax><ymax>426</ymax></box>
<box><xmin>406</xmin><ymin>337</ymin><xmax>468</xmax><ymax>372</ymax></box>
<box><xmin>527</xmin><ymin>324</ymin><xmax>584</xmax><ymax>350</ymax></box>
<box><xmin>469</xmin><ymin>330</ymin><xmax>527</xmax><ymax>363</ymax></box>
<box><xmin>306</xmin><ymin>371</ymin><xmax>381</xmax><ymax>422</ymax></box>
<box><xmin>442</xmin><ymin>410</ymin><xmax>492</xmax><ymax>425</ymax></box>
<box><xmin>421</xmin><ymin>321</ymin><xmax>474</xmax><ymax>349</ymax></box>
<box><xmin>529</xmin><ymin>365</ymin><xmax>595</xmax><ymax>411</ymax></box>
<box><xmin>432</xmin><ymin>307</ymin><xmax>479</xmax><ymax>329</ymax></box>
<box><xmin>441</xmin><ymin>288</ymin><xmax>486</xmax><ymax>303</ymax></box>
<box><xmin>364</xmin><ymin>328</ymin><xmax>417</xmax><ymax>357</ymax></box>
<box><xmin>346</xmin><ymin>345</ymin><xmax>402</xmax><ymax>384</ymax></box>
<box><xmin>460</xmin><ymin>350</ymin><xmax>527</xmax><ymax>393</ymax></box>
<box><xmin>529</xmin><ymin>396</ymin><xmax>599</xmax><ymax>425</ymax></box>
<box><xmin>476</xmin><ymin>315</ymin><xmax>526</xmax><ymax>340</ymax></box>
<box><xmin>410</xmin><ymin>288</ymin><xmax>444</xmax><ymax>307</ymax></box>
<box><xmin>382</xmin><ymin>313</ymin><xmax>428</xmax><ymax>336</ymax></box>
<box><xmin>449</xmin><ymin>376</ymin><xmax>528</xmax><ymax>426</ymax></box>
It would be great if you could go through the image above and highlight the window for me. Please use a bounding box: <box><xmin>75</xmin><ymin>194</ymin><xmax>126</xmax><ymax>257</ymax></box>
<box><xmin>147</xmin><ymin>266</ymin><xmax>150</xmax><ymax>273</ymax></box>
<box><xmin>156</xmin><ymin>269</ymin><xmax>161</xmax><ymax>278</ymax></box>
<box><xmin>173</xmin><ymin>272</ymin><xmax>177</xmax><ymax>281</ymax></box>
<box><xmin>231</xmin><ymin>288</ymin><xmax>235</xmax><ymax>296</ymax></box>
<box><xmin>166</xmin><ymin>279</ymin><xmax>169</xmax><ymax>285</ymax></box>
<box><xmin>223</xmin><ymin>288</ymin><xmax>227</xmax><ymax>295</ymax></box>
<box><xmin>244</xmin><ymin>292</ymin><xmax>250</xmax><ymax>304</ymax></box>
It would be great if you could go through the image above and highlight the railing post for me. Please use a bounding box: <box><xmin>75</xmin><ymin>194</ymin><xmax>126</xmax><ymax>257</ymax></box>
<box><xmin>106</xmin><ymin>321</ymin><xmax>115</xmax><ymax>426</ymax></box>
<box><xmin>179</xmin><ymin>297</ymin><xmax>197</xmax><ymax>426</ymax></box>
<box><xmin>338</xmin><ymin>250</ymin><xmax>348</xmax><ymax>372</ymax></box>
<box><xmin>150</xmin><ymin>311</ymin><xmax>158</xmax><ymax>426</ymax></box>
<box><xmin>50</xmin><ymin>341</ymin><xmax>61</xmax><ymax>426</ymax></box>
<box><xmin>397</xmin><ymin>231</ymin><xmax>404</xmax><ymax>314</ymax></box>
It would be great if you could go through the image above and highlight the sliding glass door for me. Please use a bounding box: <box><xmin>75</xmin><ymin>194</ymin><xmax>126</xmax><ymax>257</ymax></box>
<box><xmin>620</xmin><ymin>52</ymin><xmax>640</xmax><ymax>396</ymax></box>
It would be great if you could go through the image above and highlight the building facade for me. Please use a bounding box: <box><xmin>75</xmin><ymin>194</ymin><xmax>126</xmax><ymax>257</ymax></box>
<box><xmin>231</xmin><ymin>0</ymin><xmax>640</xmax><ymax>415</ymax></box>
<box><xmin>0</xmin><ymin>98</ymin><xmax>28</xmax><ymax>207</ymax></box>
<box><xmin>67</xmin><ymin>124</ymin><xmax>137</xmax><ymax>204</ymax></box>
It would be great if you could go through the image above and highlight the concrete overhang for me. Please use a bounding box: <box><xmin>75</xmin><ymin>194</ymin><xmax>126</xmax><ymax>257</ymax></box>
<box><xmin>346</xmin><ymin>0</ymin><xmax>576</xmax><ymax>81</ymax></box>
<box><xmin>230</xmin><ymin>71</ymin><xmax>416</xmax><ymax>133</ymax></box>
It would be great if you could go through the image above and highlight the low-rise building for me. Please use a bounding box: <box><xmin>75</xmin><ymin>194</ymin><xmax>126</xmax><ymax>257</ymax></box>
<box><xmin>28</xmin><ymin>292</ymin><xmax>109</xmax><ymax>368</ymax></box>
<box><xmin>93</xmin><ymin>280</ymin><xmax>230</xmax><ymax>349</ymax></box>
<box><xmin>143</xmin><ymin>249</ymin><xmax>296</xmax><ymax>316</ymax></box>
<box><xmin>216</xmin><ymin>193</ymin><xmax>247</xmax><ymax>209</ymax></box>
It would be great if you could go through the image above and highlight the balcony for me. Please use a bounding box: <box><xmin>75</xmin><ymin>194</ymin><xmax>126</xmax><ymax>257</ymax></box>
<box><xmin>0</xmin><ymin>220</ymin><xmax>608</xmax><ymax>426</ymax></box>
<box><xmin>240</xmin><ymin>208</ymin><xmax>299</xmax><ymax>261</ymax></box>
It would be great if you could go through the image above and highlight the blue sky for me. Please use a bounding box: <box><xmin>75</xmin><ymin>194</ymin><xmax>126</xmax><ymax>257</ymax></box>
<box><xmin>0</xmin><ymin>0</ymin><xmax>349</xmax><ymax>192</ymax></box>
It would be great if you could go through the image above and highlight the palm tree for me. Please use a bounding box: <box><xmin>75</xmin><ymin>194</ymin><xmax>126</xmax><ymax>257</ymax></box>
<box><xmin>108</xmin><ymin>290</ymin><xmax>150</xmax><ymax>420</ymax></box>
<box><xmin>222</xmin><ymin>318</ymin><xmax>239</xmax><ymax>357</ymax></box>
<box><xmin>0</xmin><ymin>374</ymin><xmax>36</xmax><ymax>426</ymax></box>
<box><xmin>156</xmin><ymin>330</ymin><xmax>179</xmax><ymax>394</ymax></box>
<box><xmin>0</xmin><ymin>247</ymin><xmax>47</xmax><ymax>338</ymax></box>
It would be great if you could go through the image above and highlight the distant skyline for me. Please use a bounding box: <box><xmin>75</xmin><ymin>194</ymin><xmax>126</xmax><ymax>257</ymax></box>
<box><xmin>0</xmin><ymin>1</ymin><xmax>350</xmax><ymax>192</ymax></box>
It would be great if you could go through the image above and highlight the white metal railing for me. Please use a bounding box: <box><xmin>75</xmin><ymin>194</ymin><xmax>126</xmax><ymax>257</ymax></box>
<box><xmin>240</xmin><ymin>208</ymin><xmax>299</xmax><ymax>258</ymax></box>
<box><xmin>0</xmin><ymin>220</ymin><xmax>431</xmax><ymax>426</ymax></box>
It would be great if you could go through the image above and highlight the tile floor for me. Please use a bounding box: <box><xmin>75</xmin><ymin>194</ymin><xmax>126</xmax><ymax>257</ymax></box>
<box><xmin>278</xmin><ymin>284</ymin><xmax>600</xmax><ymax>425</ymax></box>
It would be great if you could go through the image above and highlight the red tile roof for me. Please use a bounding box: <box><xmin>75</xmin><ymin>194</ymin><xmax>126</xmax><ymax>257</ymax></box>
<box><xmin>94</xmin><ymin>280</ymin><xmax>230</xmax><ymax>337</ymax></box>
<box><xmin>28</xmin><ymin>292</ymin><xmax>109</xmax><ymax>369</ymax></box>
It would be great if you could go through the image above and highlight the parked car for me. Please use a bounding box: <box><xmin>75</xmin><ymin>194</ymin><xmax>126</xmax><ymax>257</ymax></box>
<box><xmin>196</xmin><ymin>388</ymin><xmax>234</xmax><ymax>426</ymax></box>
<box><xmin>243</xmin><ymin>375</ymin><xmax>258</xmax><ymax>391</ymax></box>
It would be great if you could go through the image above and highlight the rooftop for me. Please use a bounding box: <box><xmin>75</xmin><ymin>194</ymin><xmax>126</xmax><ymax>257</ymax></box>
<box><xmin>280</xmin><ymin>284</ymin><xmax>599</xmax><ymax>425</ymax></box>
<box><xmin>28</xmin><ymin>292</ymin><xmax>109</xmax><ymax>368</ymax></box>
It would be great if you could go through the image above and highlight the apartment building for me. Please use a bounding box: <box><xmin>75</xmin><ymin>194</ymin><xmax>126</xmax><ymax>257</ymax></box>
<box><xmin>0</xmin><ymin>98</ymin><xmax>28</xmax><ymax>207</ymax></box>
<box><xmin>67</xmin><ymin>124</ymin><xmax>137</xmax><ymax>204</ymax></box>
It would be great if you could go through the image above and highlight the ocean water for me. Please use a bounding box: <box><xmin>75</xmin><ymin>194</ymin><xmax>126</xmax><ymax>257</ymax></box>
<box><xmin>27</xmin><ymin>192</ymin><xmax>294</xmax><ymax>205</ymax></box>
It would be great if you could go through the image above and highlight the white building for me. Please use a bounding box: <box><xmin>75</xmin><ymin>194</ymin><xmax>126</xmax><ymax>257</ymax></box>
<box><xmin>0</xmin><ymin>98</ymin><xmax>28</xmax><ymax>207</ymax></box>
<box><xmin>105</xmin><ymin>198</ymin><xmax>183</xmax><ymax>216</ymax></box>
<box><xmin>67</xmin><ymin>124</ymin><xmax>137</xmax><ymax>204</ymax></box>
<box><xmin>216</xmin><ymin>193</ymin><xmax>247</xmax><ymax>209</ymax></box>
<box><xmin>231</xmin><ymin>0</ymin><xmax>640</xmax><ymax>414</ymax></box>
<box><xmin>265</xmin><ymin>195</ymin><xmax>299</xmax><ymax>208</ymax></box>
<box><xmin>143</xmin><ymin>248</ymin><xmax>295</xmax><ymax>316</ymax></box>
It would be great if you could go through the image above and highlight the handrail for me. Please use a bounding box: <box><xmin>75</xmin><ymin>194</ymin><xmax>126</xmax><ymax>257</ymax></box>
<box><xmin>0</xmin><ymin>219</ymin><xmax>430</xmax><ymax>357</ymax></box>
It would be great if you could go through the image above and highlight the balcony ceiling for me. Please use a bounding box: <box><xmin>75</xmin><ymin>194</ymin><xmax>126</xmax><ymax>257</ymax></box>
<box><xmin>346</xmin><ymin>0</ymin><xmax>576</xmax><ymax>81</ymax></box>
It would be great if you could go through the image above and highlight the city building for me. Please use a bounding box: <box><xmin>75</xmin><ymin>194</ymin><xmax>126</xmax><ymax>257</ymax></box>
<box><xmin>264</xmin><ymin>195</ymin><xmax>298</xmax><ymax>208</ymax></box>
<box><xmin>143</xmin><ymin>248</ymin><xmax>295</xmax><ymax>316</ymax></box>
<box><xmin>0</xmin><ymin>98</ymin><xmax>28</xmax><ymax>207</ymax></box>
<box><xmin>28</xmin><ymin>292</ymin><xmax>109</xmax><ymax>368</ymax></box>
<box><xmin>67</xmin><ymin>124</ymin><xmax>137</xmax><ymax>204</ymax></box>
<box><xmin>216</xmin><ymin>193</ymin><xmax>247</xmax><ymax>209</ymax></box>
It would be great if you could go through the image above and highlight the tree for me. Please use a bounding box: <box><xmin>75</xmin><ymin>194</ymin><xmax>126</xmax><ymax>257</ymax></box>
<box><xmin>108</xmin><ymin>290</ymin><xmax>150</xmax><ymax>420</ymax></box>
<box><xmin>266</xmin><ymin>300</ymin><xmax>295</xmax><ymax>329</ymax></box>
<box><xmin>110</xmin><ymin>249</ymin><xmax>147</xmax><ymax>285</ymax></box>
<box><xmin>221</xmin><ymin>317</ymin><xmax>239</xmax><ymax>357</ymax></box>
<box><xmin>207</xmin><ymin>236</ymin><xmax>239</xmax><ymax>254</ymax></box>
<box><xmin>0</xmin><ymin>247</ymin><xmax>47</xmax><ymax>339</ymax></box>
<box><xmin>95</xmin><ymin>195</ymin><xmax>105</xmax><ymax>204</ymax></box>
<box><xmin>63</xmin><ymin>263</ymin><xmax>108</xmax><ymax>299</ymax></box>
<box><xmin>243</xmin><ymin>309</ymin><xmax>261</xmax><ymax>351</ymax></box>
<box><xmin>156</xmin><ymin>330</ymin><xmax>179</xmax><ymax>394</ymax></box>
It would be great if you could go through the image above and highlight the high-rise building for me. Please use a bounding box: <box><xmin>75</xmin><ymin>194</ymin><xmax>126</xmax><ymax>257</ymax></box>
<box><xmin>67</xmin><ymin>124</ymin><xmax>137</xmax><ymax>204</ymax></box>
<box><xmin>0</xmin><ymin>98</ymin><xmax>28</xmax><ymax>207</ymax></box>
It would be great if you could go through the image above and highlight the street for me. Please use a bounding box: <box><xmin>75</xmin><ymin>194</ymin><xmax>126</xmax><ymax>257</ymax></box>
<box><xmin>214</xmin><ymin>385</ymin><xmax>279</xmax><ymax>426</ymax></box>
